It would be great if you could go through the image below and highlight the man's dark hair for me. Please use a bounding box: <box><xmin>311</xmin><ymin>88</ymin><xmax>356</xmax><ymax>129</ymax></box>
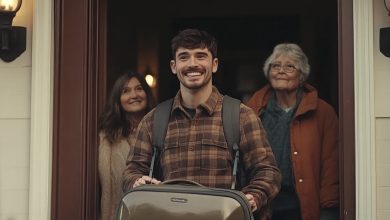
<box><xmin>171</xmin><ymin>28</ymin><xmax>218</xmax><ymax>59</ymax></box>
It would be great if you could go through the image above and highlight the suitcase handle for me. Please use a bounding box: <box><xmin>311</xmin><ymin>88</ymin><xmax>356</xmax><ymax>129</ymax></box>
<box><xmin>162</xmin><ymin>179</ymin><xmax>204</xmax><ymax>187</ymax></box>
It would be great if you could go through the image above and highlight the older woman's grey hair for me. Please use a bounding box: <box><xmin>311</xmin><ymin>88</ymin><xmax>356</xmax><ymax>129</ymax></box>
<box><xmin>263</xmin><ymin>43</ymin><xmax>310</xmax><ymax>82</ymax></box>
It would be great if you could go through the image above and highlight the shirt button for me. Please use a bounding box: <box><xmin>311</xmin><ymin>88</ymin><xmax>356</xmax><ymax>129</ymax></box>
<box><xmin>298</xmin><ymin>179</ymin><xmax>303</xmax><ymax>183</ymax></box>
<box><xmin>293</xmin><ymin>151</ymin><xmax>298</xmax><ymax>155</ymax></box>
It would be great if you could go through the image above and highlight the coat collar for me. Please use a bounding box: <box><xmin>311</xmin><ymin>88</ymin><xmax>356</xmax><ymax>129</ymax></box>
<box><xmin>247</xmin><ymin>83</ymin><xmax>318</xmax><ymax>117</ymax></box>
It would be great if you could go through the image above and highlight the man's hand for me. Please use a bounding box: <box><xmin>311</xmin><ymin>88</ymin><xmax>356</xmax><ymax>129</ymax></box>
<box><xmin>133</xmin><ymin>176</ymin><xmax>161</xmax><ymax>188</ymax></box>
<box><xmin>245</xmin><ymin>193</ymin><xmax>258</xmax><ymax>212</ymax></box>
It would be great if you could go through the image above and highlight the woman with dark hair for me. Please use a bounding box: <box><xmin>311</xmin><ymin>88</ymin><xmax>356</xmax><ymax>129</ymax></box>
<box><xmin>98</xmin><ymin>71</ymin><xmax>156</xmax><ymax>220</ymax></box>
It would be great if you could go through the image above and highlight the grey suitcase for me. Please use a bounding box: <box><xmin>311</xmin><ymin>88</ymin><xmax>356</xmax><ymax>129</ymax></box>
<box><xmin>116</xmin><ymin>179</ymin><xmax>254</xmax><ymax>220</ymax></box>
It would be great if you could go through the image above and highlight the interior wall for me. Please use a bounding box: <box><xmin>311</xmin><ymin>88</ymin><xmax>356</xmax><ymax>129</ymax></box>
<box><xmin>0</xmin><ymin>0</ymin><xmax>33</xmax><ymax>219</ymax></box>
<box><xmin>107</xmin><ymin>0</ymin><xmax>339</xmax><ymax>111</ymax></box>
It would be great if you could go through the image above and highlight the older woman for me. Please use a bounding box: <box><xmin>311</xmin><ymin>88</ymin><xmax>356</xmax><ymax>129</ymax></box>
<box><xmin>98</xmin><ymin>71</ymin><xmax>156</xmax><ymax>220</ymax></box>
<box><xmin>246</xmin><ymin>43</ymin><xmax>339</xmax><ymax>220</ymax></box>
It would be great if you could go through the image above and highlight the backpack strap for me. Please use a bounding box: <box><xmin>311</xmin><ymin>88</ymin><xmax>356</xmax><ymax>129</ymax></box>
<box><xmin>149</xmin><ymin>98</ymin><xmax>174</xmax><ymax>178</ymax></box>
<box><xmin>222</xmin><ymin>95</ymin><xmax>240</xmax><ymax>149</ymax></box>
<box><xmin>222</xmin><ymin>95</ymin><xmax>241</xmax><ymax>189</ymax></box>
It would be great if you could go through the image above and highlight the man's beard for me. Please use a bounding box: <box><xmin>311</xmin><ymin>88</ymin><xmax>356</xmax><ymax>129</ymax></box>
<box><xmin>181</xmin><ymin>73</ymin><xmax>212</xmax><ymax>90</ymax></box>
<box><xmin>180</xmin><ymin>67</ymin><xmax>212</xmax><ymax>90</ymax></box>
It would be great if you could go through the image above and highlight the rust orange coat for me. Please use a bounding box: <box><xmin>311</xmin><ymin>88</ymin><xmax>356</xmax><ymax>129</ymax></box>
<box><xmin>246</xmin><ymin>83</ymin><xmax>339</xmax><ymax>220</ymax></box>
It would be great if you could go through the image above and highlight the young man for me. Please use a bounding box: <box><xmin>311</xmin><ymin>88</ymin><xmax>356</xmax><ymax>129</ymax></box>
<box><xmin>122</xmin><ymin>28</ymin><xmax>281</xmax><ymax>219</ymax></box>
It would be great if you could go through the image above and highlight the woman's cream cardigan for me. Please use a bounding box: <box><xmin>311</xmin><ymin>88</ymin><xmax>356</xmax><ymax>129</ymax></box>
<box><xmin>98</xmin><ymin>132</ymin><xmax>135</xmax><ymax>220</ymax></box>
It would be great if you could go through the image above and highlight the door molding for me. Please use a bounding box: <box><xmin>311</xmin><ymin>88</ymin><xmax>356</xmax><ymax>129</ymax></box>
<box><xmin>51</xmin><ymin>0</ymin><xmax>106</xmax><ymax>219</ymax></box>
<box><xmin>338</xmin><ymin>0</ymin><xmax>356</xmax><ymax>219</ymax></box>
<box><xmin>353</xmin><ymin>0</ymin><xmax>376</xmax><ymax>219</ymax></box>
<box><xmin>50</xmin><ymin>0</ymin><xmax>355</xmax><ymax>219</ymax></box>
<box><xmin>29</xmin><ymin>0</ymin><xmax>54</xmax><ymax>219</ymax></box>
<box><xmin>338</xmin><ymin>0</ymin><xmax>355</xmax><ymax>220</ymax></box>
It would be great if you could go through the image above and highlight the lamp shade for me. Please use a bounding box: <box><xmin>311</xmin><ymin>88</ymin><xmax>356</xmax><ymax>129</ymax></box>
<box><xmin>0</xmin><ymin>0</ymin><xmax>25</xmax><ymax>62</ymax></box>
<box><xmin>0</xmin><ymin>0</ymin><xmax>22</xmax><ymax>13</ymax></box>
<box><xmin>0</xmin><ymin>0</ymin><xmax>22</xmax><ymax>26</ymax></box>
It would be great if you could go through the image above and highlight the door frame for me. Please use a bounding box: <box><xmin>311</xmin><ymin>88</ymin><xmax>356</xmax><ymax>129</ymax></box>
<box><xmin>50</xmin><ymin>0</ymin><xmax>355</xmax><ymax>219</ymax></box>
<box><xmin>338</xmin><ymin>0</ymin><xmax>355</xmax><ymax>218</ymax></box>
<box><xmin>51</xmin><ymin>0</ymin><xmax>106</xmax><ymax>219</ymax></box>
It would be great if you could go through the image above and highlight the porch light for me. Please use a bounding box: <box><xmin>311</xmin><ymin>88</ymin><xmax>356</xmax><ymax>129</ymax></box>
<box><xmin>0</xmin><ymin>0</ymin><xmax>26</xmax><ymax>62</ymax></box>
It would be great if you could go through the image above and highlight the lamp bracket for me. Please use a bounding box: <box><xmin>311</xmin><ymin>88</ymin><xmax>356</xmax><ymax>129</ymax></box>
<box><xmin>380</xmin><ymin>27</ymin><xmax>390</xmax><ymax>57</ymax></box>
<box><xmin>0</xmin><ymin>26</ymin><xmax>26</xmax><ymax>62</ymax></box>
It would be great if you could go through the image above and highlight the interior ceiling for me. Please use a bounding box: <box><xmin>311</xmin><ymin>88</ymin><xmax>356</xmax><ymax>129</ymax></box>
<box><xmin>116</xmin><ymin>0</ymin><xmax>335</xmax><ymax>17</ymax></box>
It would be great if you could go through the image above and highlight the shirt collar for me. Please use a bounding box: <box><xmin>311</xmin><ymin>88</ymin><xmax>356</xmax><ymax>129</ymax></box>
<box><xmin>171</xmin><ymin>86</ymin><xmax>222</xmax><ymax>116</ymax></box>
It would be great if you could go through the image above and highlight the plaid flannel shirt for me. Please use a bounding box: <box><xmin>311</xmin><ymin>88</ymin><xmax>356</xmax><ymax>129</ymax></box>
<box><xmin>122</xmin><ymin>86</ymin><xmax>281</xmax><ymax>211</ymax></box>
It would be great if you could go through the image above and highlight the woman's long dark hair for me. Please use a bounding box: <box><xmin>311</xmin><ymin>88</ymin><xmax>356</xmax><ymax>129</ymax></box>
<box><xmin>98</xmin><ymin>71</ymin><xmax>156</xmax><ymax>144</ymax></box>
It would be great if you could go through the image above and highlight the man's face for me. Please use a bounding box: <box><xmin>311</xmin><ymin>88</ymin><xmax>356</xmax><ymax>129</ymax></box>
<box><xmin>170</xmin><ymin>47</ymin><xmax>218</xmax><ymax>90</ymax></box>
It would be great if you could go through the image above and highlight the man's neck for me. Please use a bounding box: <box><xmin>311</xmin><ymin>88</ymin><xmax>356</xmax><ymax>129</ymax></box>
<box><xmin>180</xmin><ymin>84</ymin><xmax>213</xmax><ymax>109</ymax></box>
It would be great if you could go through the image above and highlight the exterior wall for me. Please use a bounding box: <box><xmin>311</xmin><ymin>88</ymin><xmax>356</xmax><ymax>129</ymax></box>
<box><xmin>0</xmin><ymin>0</ymin><xmax>387</xmax><ymax>220</ymax></box>
<box><xmin>0</xmin><ymin>1</ymin><xmax>33</xmax><ymax>220</ymax></box>
<box><xmin>374</xmin><ymin>0</ymin><xmax>390</xmax><ymax>219</ymax></box>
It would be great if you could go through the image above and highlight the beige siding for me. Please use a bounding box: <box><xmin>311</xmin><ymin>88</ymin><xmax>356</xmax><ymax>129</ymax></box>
<box><xmin>0</xmin><ymin>0</ymin><xmax>33</xmax><ymax>219</ymax></box>
<box><xmin>0</xmin><ymin>119</ymin><xmax>30</xmax><ymax>220</ymax></box>
<box><xmin>376</xmin><ymin>119</ymin><xmax>390</xmax><ymax>220</ymax></box>
<box><xmin>0</xmin><ymin>68</ymin><xmax>31</xmax><ymax>117</ymax></box>
<box><xmin>373</xmin><ymin>0</ymin><xmax>390</xmax><ymax>117</ymax></box>
<box><xmin>374</xmin><ymin>0</ymin><xmax>390</xmax><ymax>219</ymax></box>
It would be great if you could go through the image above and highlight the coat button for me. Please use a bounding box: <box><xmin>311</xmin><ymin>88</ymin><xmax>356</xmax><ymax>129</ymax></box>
<box><xmin>298</xmin><ymin>179</ymin><xmax>303</xmax><ymax>183</ymax></box>
<box><xmin>293</xmin><ymin>151</ymin><xmax>298</xmax><ymax>155</ymax></box>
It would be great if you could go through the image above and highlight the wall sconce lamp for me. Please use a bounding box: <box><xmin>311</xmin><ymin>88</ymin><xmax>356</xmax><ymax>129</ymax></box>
<box><xmin>380</xmin><ymin>0</ymin><xmax>390</xmax><ymax>57</ymax></box>
<box><xmin>144</xmin><ymin>66</ymin><xmax>157</xmax><ymax>88</ymax></box>
<box><xmin>0</xmin><ymin>0</ymin><xmax>26</xmax><ymax>62</ymax></box>
<box><xmin>145</xmin><ymin>73</ymin><xmax>156</xmax><ymax>88</ymax></box>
